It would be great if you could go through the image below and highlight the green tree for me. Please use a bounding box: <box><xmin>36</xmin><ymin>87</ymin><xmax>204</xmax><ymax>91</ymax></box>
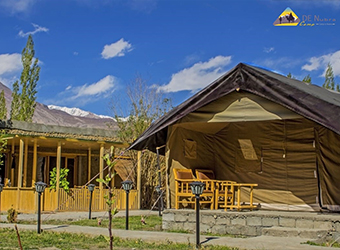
<box><xmin>322</xmin><ymin>63</ymin><xmax>340</xmax><ymax>92</ymax></box>
<box><xmin>96</xmin><ymin>146</ymin><xmax>118</xmax><ymax>250</ymax></box>
<box><xmin>110</xmin><ymin>75</ymin><xmax>172</xmax><ymax>208</ymax></box>
<box><xmin>0</xmin><ymin>90</ymin><xmax>7</xmax><ymax>120</ymax></box>
<box><xmin>0</xmin><ymin>90</ymin><xmax>8</xmax><ymax>170</ymax></box>
<box><xmin>10</xmin><ymin>34</ymin><xmax>40</xmax><ymax>122</ymax></box>
<box><xmin>302</xmin><ymin>74</ymin><xmax>312</xmax><ymax>83</ymax></box>
<box><xmin>323</xmin><ymin>63</ymin><xmax>335</xmax><ymax>90</ymax></box>
<box><xmin>287</xmin><ymin>72</ymin><xmax>293</xmax><ymax>78</ymax></box>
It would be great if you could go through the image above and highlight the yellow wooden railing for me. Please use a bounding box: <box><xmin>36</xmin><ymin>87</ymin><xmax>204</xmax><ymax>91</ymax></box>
<box><xmin>58</xmin><ymin>188</ymin><xmax>138</xmax><ymax>211</ymax></box>
<box><xmin>0</xmin><ymin>187</ymin><xmax>138</xmax><ymax>213</ymax></box>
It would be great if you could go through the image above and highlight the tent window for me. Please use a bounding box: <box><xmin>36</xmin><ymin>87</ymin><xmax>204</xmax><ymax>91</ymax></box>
<box><xmin>238</xmin><ymin>139</ymin><xmax>258</xmax><ymax>160</ymax></box>
<box><xmin>183</xmin><ymin>139</ymin><xmax>197</xmax><ymax>159</ymax></box>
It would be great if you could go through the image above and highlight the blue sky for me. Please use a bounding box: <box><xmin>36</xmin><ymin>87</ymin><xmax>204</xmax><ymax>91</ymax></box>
<box><xmin>0</xmin><ymin>0</ymin><xmax>339</xmax><ymax>116</ymax></box>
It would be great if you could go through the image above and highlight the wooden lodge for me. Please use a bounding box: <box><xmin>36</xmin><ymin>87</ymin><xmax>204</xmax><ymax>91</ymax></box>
<box><xmin>0</xmin><ymin>120</ymin><xmax>139</xmax><ymax>213</ymax></box>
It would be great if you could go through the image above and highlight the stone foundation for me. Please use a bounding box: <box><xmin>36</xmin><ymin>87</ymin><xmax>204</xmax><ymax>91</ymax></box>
<box><xmin>162</xmin><ymin>209</ymin><xmax>338</xmax><ymax>238</ymax></box>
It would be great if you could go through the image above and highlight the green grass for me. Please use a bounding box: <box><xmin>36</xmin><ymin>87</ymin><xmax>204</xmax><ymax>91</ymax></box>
<box><xmin>17</xmin><ymin>215</ymin><xmax>162</xmax><ymax>231</ymax></box>
<box><xmin>0</xmin><ymin>228</ymin><xmax>239</xmax><ymax>250</ymax></box>
<box><xmin>16</xmin><ymin>216</ymin><xmax>248</xmax><ymax>239</ymax></box>
<box><xmin>304</xmin><ymin>240</ymin><xmax>340</xmax><ymax>248</ymax></box>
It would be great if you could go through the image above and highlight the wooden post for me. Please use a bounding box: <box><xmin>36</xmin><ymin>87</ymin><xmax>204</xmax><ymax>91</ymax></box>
<box><xmin>87</xmin><ymin>147</ymin><xmax>91</xmax><ymax>183</ymax></box>
<box><xmin>16</xmin><ymin>139</ymin><xmax>24</xmax><ymax>210</ymax></box>
<box><xmin>111</xmin><ymin>146</ymin><xmax>115</xmax><ymax>189</ymax></box>
<box><xmin>23</xmin><ymin>139</ymin><xmax>28</xmax><ymax>187</ymax></box>
<box><xmin>77</xmin><ymin>157</ymin><xmax>81</xmax><ymax>186</ymax></box>
<box><xmin>11</xmin><ymin>142</ymin><xmax>15</xmax><ymax>185</ymax></box>
<box><xmin>137</xmin><ymin>151</ymin><xmax>142</xmax><ymax>209</ymax></box>
<box><xmin>56</xmin><ymin>142</ymin><xmax>61</xmax><ymax>209</ymax></box>
<box><xmin>32</xmin><ymin>139</ymin><xmax>37</xmax><ymax>186</ymax></box>
<box><xmin>99</xmin><ymin>144</ymin><xmax>104</xmax><ymax>210</ymax></box>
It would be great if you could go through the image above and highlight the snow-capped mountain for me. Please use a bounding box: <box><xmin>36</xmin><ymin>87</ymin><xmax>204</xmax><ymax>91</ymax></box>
<box><xmin>0</xmin><ymin>82</ymin><xmax>116</xmax><ymax>130</ymax></box>
<box><xmin>48</xmin><ymin>105</ymin><xmax>114</xmax><ymax>120</ymax></box>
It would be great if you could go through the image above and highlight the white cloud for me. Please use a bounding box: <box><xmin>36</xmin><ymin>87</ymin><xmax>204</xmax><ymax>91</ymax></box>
<box><xmin>263</xmin><ymin>47</ymin><xmax>275</xmax><ymax>53</ymax></box>
<box><xmin>101</xmin><ymin>38</ymin><xmax>133</xmax><ymax>59</ymax></box>
<box><xmin>0</xmin><ymin>76</ymin><xmax>18</xmax><ymax>87</ymax></box>
<box><xmin>0</xmin><ymin>53</ymin><xmax>22</xmax><ymax>75</ymax></box>
<box><xmin>46</xmin><ymin>75</ymin><xmax>117</xmax><ymax>107</ymax></box>
<box><xmin>74</xmin><ymin>75</ymin><xmax>115</xmax><ymax>98</ymax></box>
<box><xmin>302</xmin><ymin>50</ymin><xmax>340</xmax><ymax>77</ymax></box>
<box><xmin>18</xmin><ymin>23</ymin><xmax>49</xmax><ymax>37</ymax></box>
<box><xmin>156</xmin><ymin>55</ymin><xmax>232</xmax><ymax>93</ymax></box>
<box><xmin>0</xmin><ymin>0</ymin><xmax>36</xmax><ymax>14</ymax></box>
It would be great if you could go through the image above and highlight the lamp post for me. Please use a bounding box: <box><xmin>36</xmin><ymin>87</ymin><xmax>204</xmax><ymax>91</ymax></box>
<box><xmin>0</xmin><ymin>183</ymin><xmax>3</xmax><ymax>223</ymax></box>
<box><xmin>87</xmin><ymin>184</ymin><xmax>95</xmax><ymax>219</ymax></box>
<box><xmin>155</xmin><ymin>185</ymin><xmax>163</xmax><ymax>216</ymax></box>
<box><xmin>121</xmin><ymin>180</ymin><xmax>133</xmax><ymax>230</ymax></box>
<box><xmin>34</xmin><ymin>181</ymin><xmax>47</xmax><ymax>234</ymax></box>
<box><xmin>189</xmin><ymin>181</ymin><xmax>205</xmax><ymax>249</ymax></box>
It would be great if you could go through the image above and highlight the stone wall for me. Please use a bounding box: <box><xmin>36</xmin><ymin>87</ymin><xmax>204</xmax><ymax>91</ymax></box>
<box><xmin>162</xmin><ymin>209</ymin><xmax>336</xmax><ymax>237</ymax></box>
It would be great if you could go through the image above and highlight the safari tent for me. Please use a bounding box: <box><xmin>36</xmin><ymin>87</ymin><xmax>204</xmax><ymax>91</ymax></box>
<box><xmin>129</xmin><ymin>63</ymin><xmax>340</xmax><ymax>212</ymax></box>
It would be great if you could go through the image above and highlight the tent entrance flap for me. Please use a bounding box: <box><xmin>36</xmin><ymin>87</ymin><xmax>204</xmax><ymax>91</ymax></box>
<box><xmin>167</xmin><ymin>118</ymin><xmax>319</xmax><ymax>211</ymax></box>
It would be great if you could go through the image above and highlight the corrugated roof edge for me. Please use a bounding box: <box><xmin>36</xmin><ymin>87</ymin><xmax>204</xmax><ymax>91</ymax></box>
<box><xmin>0</xmin><ymin>119</ymin><xmax>116</xmax><ymax>138</ymax></box>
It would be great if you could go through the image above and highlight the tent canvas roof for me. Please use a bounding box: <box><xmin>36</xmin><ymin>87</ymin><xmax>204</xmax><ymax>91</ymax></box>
<box><xmin>128</xmin><ymin>63</ymin><xmax>340</xmax><ymax>155</ymax></box>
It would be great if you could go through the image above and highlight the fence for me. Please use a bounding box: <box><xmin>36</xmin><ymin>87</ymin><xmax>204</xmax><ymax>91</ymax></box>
<box><xmin>0</xmin><ymin>187</ymin><xmax>138</xmax><ymax>213</ymax></box>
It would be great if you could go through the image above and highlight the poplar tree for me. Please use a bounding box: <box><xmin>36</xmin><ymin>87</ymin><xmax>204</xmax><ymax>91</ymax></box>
<box><xmin>10</xmin><ymin>35</ymin><xmax>40</xmax><ymax>122</ymax></box>
<box><xmin>302</xmin><ymin>74</ymin><xmax>312</xmax><ymax>83</ymax></box>
<box><xmin>322</xmin><ymin>63</ymin><xmax>340</xmax><ymax>92</ymax></box>
<box><xmin>0</xmin><ymin>90</ymin><xmax>7</xmax><ymax>120</ymax></box>
<box><xmin>323</xmin><ymin>63</ymin><xmax>335</xmax><ymax>90</ymax></box>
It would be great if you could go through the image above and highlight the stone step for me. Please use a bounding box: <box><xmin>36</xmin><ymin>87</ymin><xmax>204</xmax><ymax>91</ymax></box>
<box><xmin>262</xmin><ymin>227</ymin><xmax>329</xmax><ymax>239</ymax></box>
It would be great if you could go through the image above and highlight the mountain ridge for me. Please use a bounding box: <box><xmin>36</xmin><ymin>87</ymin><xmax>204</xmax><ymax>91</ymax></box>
<box><xmin>0</xmin><ymin>82</ymin><xmax>116</xmax><ymax>130</ymax></box>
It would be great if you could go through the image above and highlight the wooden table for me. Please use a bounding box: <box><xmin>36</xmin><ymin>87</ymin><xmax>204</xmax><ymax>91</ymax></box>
<box><xmin>220</xmin><ymin>183</ymin><xmax>258</xmax><ymax>211</ymax></box>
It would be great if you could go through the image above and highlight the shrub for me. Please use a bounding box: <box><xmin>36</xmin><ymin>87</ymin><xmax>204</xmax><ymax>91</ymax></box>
<box><xmin>7</xmin><ymin>208</ymin><xmax>18</xmax><ymax>223</ymax></box>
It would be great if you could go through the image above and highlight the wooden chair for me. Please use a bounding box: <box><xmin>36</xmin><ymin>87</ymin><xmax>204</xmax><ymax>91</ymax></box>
<box><xmin>195</xmin><ymin>169</ymin><xmax>215</xmax><ymax>180</ymax></box>
<box><xmin>173</xmin><ymin>168</ymin><xmax>215</xmax><ymax>209</ymax></box>
<box><xmin>195</xmin><ymin>169</ymin><xmax>235</xmax><ymax>209</ymax></box>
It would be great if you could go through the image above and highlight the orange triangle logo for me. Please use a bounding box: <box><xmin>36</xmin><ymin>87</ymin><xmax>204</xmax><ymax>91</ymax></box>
<box><xmin>273</xmin><ymin>7</ymin><xmax>300</xmax><ymax>26</ymax></box>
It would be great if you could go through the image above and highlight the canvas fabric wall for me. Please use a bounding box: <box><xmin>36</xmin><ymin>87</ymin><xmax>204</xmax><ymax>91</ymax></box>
<box><xmin>166</xmin><ymin>92</ymin><xmax>340</xmax><ymax>211</ymax></box>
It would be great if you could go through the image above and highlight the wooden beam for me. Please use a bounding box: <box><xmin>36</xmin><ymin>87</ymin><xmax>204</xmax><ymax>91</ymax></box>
<box><xmin>76</xmin><ymin>157</ymin><xmax>80</xmax><ymax>186</ymax></box>
<box><xmin>11</xmin><ymin>142</ymin><xmax>15</xmax><ymax>186</ymax></box>
<box><xmin>137</xmin><ymin>151</ymin><xmax>142</xmax><ymax>209</ymax></box>
<box><xmin>56</xmin><ymin>142</ymin><xmax>61</xmax><ymax>194</ymax></box>
<box><xmin>111</xmin><ymin>146</ymin><xmax>115</xmax><ymax>189</ymax></box>
<box><xmin>17</xmin><ymin>139</ymin><xmax>24</xmax><ymax>188</ymax></box>
<box><xmin>99</xmin><ymin>144</ymin><xmax>104</xmax><ymax>210</ymax></box>
<box><xmin>32</xmin><ymin>139</ymin><xmax>37</xmax><ymax>186</ymax></box>
<box><xmin>23</xmin><ymin>139</ymin><xmax>28</xmax><ymax>187</ymax></box>
<box><xmin>87</xmin><ymin>147</ymin><xmax>91</xmax><ymax>182</ymax></box>
<box><xmin>16</xmin><ymin>139</ymin><xmax>24</xmax><ymax>210</ymax></box>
